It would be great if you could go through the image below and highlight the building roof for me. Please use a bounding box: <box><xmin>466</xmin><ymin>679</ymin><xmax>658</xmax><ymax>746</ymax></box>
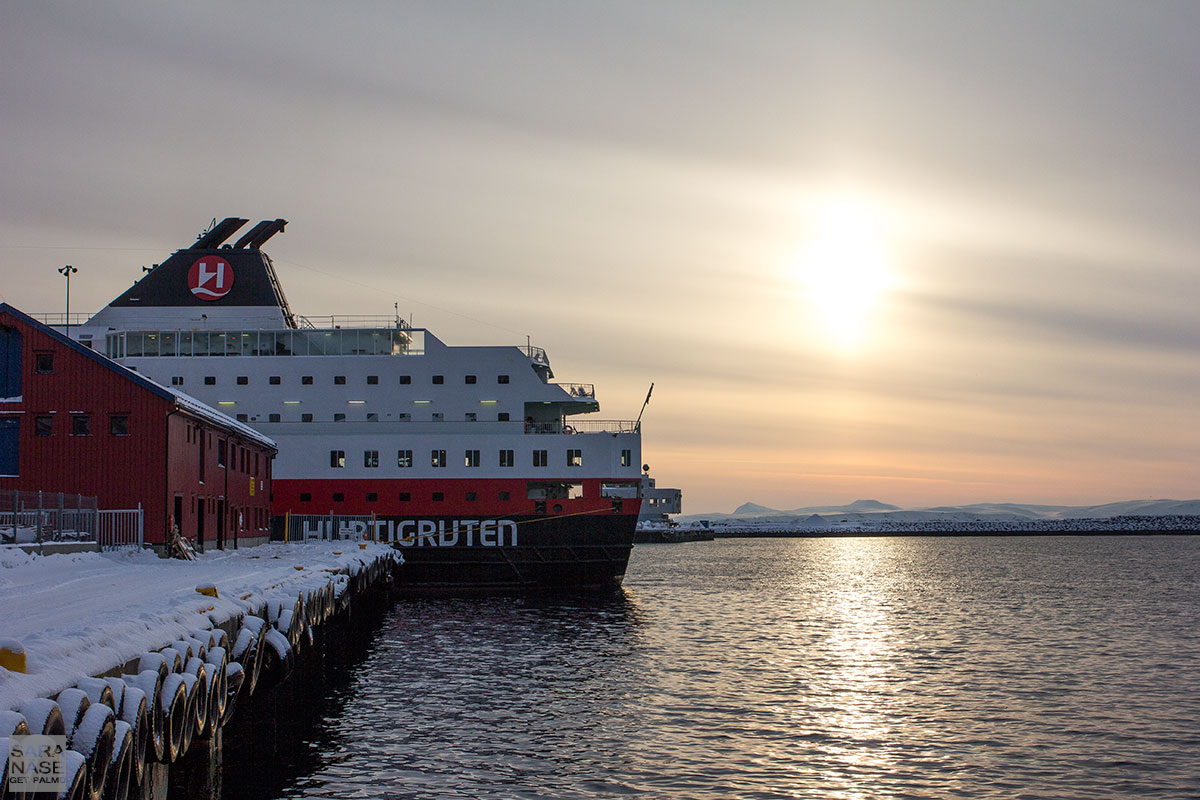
<box><xmin>0</xmin><ymin>303</ymin><xmax>277</xmax><ymax>452</ymax></box>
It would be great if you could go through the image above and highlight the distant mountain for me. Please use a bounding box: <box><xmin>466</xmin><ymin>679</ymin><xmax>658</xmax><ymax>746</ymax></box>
<box><xmin>683</xmin><ymin>498</ymin><xmax>1200</xmax><ymax>523</ymax></box>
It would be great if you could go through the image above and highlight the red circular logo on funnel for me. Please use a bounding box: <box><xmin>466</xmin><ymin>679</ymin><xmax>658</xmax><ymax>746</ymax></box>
<box><xmin>188</xmin><ymin>257</ymin><xmax>234</xmax><ymax>301</ymax></box>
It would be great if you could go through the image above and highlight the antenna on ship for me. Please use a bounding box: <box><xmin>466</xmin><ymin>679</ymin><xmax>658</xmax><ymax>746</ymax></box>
<box><xmin>635</xmin><ymin>382</ymin><xmax>654</xmax><ymax>430</ymax></box>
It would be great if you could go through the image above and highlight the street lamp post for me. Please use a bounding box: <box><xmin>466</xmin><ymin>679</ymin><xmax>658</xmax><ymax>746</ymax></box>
<box><xmin>58</xmin><ymin>265</ymin><xmax>77</xmax><ymax>339</ymax></box>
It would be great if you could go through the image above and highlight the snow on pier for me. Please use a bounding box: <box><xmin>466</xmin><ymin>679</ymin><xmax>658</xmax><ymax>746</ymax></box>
<box><xmin>0</xmin><ymin>542</ymin><xmax>396</xmax><ymax>712</ymax></box>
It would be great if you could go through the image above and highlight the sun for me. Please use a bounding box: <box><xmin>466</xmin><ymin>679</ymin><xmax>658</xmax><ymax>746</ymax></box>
<box><xmin>793</xmin><ymin>195</ymin><xmax>894</xmax><ymax>349</ymax></box>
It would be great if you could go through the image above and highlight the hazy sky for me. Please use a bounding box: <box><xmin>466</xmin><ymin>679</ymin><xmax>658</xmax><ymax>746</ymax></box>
<box><xmin>3</xmin><ymin>1</ymin><xmax>1199</xmax><ymax>512</ymax></box>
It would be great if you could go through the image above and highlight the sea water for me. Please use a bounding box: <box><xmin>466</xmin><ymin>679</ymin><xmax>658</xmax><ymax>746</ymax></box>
<box><xmin>245</xmin><ymin>536</ymin><xmax>1200</xmax><ymax>799</ymax></box>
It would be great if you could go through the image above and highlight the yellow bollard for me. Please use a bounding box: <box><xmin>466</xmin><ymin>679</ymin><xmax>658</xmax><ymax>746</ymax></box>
<box><xmin>0</xmin><ymin>641</ymin><xmax>27</xmax><ymax>673</ymax></box>
<box><xmin>196</xmin><ymin>583</ymin><xmax>219</xmax><ymax>598</ymax></box>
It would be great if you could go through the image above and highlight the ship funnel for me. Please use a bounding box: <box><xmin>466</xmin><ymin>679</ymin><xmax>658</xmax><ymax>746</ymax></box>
<box><xmin>192</xmin><ymin>217</ymin><xmax>249</xmax><ymax>250</ymax></box>
<box><xmin>234</xmin><ymin>219</ymin><xmax>288</xmax><ymax>250</ymax></box>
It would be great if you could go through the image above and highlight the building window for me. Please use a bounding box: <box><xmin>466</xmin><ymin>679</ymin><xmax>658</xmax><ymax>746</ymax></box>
<box><xmin>204</xmin><ymin>376</ymin><xmax>216</xmax><ymax>385</ymax></box>
<box><xmin>398</xmin><ymin>492</ymin><xmax>411</xmax><ymax>501</ymax></box>
<box><xmin>330</xmin><ymin>450</ymin><xmax>345</xmax><ymax>468</ymax></box>
<box><xmin>366</xmin><ymin>492</ymin><xmax>378</xmax><ymax>502</ymax></box>
<box><xmin>35</xmin><ymin>416</ymin><xmax>53</xmax><ymax>436</ymax></box>
<box><xmin>567</xmin><ymin>449</ymin><xmax>583</xmax><ymax>467</ymax></box>
<box><xmin>465</xmin><ymin>449</ymin><xmax>480</xmax><ymax>468</ymax></box>
<box><xmin>533</xmin><ymin>450</ymin><xmax>548</xmax><ymax>467</ymax></box>
<box><xmin>499</xmin><ymin>449</ymin><xmax>514</xmax><ymax>468</ymax></box>
<box><xmin>71</xmin><ymin>415</ymin><xmax>91</xmax><ymax>436</ymax></box>
<box><xmin>431</xmin><ymin>449</ymin><xmax>446</xmax><ymax>468</ymax></box>
<box><xmin>0</xmin><ymin>326</ymin><xmax>23</xmax><ymax>399</ymax></box>
<box><xmin>621</xmin><ymin>449</ymin><xmax>632</xmax><ymax>467</ymax></box>
<box><xmin>237</xmin><ymin>376</ymin><xmax>248</xmax><ymax>385</ymax></box>
<box><xmin>217</xmin><ymin>439</ymin><xmax>227</xmax><ymax>467</ymax></box>
<box><xmin>301</xmin><ymin>413</ymin><xmax>313</xmax><ymax>423</ymax></box>
<box><xmin>35</xmin><ymin>352</ymin><xmax>54</xmax><ymax>374</ymax></box>
<box><xmin>171</xmin><ymin>376</ymin><xmax>184</xmax><ymax>386</ymax></box>
<box><xmin>333</xmin><ymin>493</ymin><xmax>344</xmax><ymax>502</ymax></box>
<box><xmin>364</xmin><ymin>450</ymin><xmax>379</xmax><ymax>468</ymax></box>
<box><xmin>0</xmin><ymin>417</ymin><xmax>16</xmax><ymax>476</ymax></box>
<box><xmin>334</xmin><ymin>375</ymin><xmax>346</xmax><ymax>385</ymax></box>
<box><xmin>498</xmin><ymin>375</ymin><xmax>510</xmax><ymax>384</ymax></box>
<box><xmin>432</xmin><ymin>492</ymin><xmax>444</xmax><ymax>502</ymax></box>
<box><xmin>397</xmin><ymin>449</ymin><xmax>413</xmax><ymax>468</ymax></box>
<box><xmin>399</xmin><ymin>375</ymin><xmax>411</xmax><ymax>385</ymax></box>
<box><xmin>268</xmin><ymin>413</ymin><xmax>281</xmax><ymax>423</ymax></box>
<box><xmin>499</xmin><ymin>491</ymin><xmax>511</xmax><ymax>501</ymax></box>
<box><xmin>465</xmin><ymin>491</ymin><xmax>477</xmax><ymax>502</ymax></box>
<box><xmin>109</xmin><ymin>415</ymin><xmax>129</xmax><ymax>436</ymax></box>
<box><xmin>269</xmin><ymin>376</ymin><xmax>281</xmax><ymax>385</ymax></box>
<box><xmin>465</xmin><ymin>412</ymin><xmax>477</xmax><ymax>422</ymax></box>
<box><xmin>367</xmin><ymin>375</ymin><xmax>378</xmax><ymax>385</ymax></box>
<box><xmin>300</xmin><ymin>492</ymin><xmax>312</xmax><ymax>502</ymax></box>
<box><xmin>334</xmin><ymin>413</ymin><xmax>346</xmax><ymax>422</ymax></box>
<box><xmin>302</xmin><ymin>375</ymin><xmax>313</xmax><ymax>385</ymax></box>
<box><xmin>432</xmin><ymin>375</ymin><xmax>444</xmax><ymax>385</ymax></box>
<box><xmin>498</xmin><ymin>413</ymin><xmax>510</xmax><ymax>422</ymax></box>
<box><xmin>465</xmin><ymin>375</ymin><xmax>477</xmax><ymax>385</ymax></box>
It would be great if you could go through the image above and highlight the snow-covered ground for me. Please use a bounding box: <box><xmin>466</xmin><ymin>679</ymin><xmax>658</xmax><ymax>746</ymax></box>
<box><xmin>0</xmin><ymin>542</ymin><xmax>396</xmax><ymax>711</ymax></box>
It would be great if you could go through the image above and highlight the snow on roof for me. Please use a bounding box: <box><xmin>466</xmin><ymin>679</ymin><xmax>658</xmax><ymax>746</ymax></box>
<box><xmin>163</xmin><ymin>385</ymin><xmax>276</xmax><ymax>451</ymax></box>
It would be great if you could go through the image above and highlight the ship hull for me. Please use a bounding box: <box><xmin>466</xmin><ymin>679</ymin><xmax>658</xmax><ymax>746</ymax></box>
<box><xmin>282</xmin><ymin>512</ymin><xmax>636</xmax><ymax>592</ymax></box>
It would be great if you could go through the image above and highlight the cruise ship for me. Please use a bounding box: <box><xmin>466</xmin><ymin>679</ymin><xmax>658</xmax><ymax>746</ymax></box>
<box><xmin>68</xmin><ymin>217</ymin><xmax>644</xmax><ymax>589</ymax></box>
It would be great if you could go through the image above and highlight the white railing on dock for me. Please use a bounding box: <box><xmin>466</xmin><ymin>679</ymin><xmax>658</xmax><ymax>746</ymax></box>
<box><xmin>98</xmin><ymin>506</ymin><xmax>144</xmax><ymax>550</ymax></box>
<box><xmin>284</xmin><ymin>513</ymin><xmax>376</xmax><ymax>542</ymax></box>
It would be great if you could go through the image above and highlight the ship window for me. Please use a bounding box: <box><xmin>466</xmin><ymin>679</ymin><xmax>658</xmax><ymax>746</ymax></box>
<box><xmin>334</xmin><ymin>375</ymin><xmax>346</xmax><ymax>385</ymax></box>
<box><xmin>366</xmin><ymin>492</ymin><xmax>378</xmax><ymax>502</ymax></box>
<box><xmin>621</xmin><ymin>449</ymin><xmax>632</xmax><ymax>467</ymax></box>
<box><xmin>237</xmin><ymin>376</ymin><xmax>248</xmax><ymax>385</ymax></box>
<box><xmin>465</xmin><ymin>375</ymin><xmax>476</xmax><ymax>385</ymax></box>
<box><xmin>269</xmin><ymin>376</ymin><xmax>281</xmax><ymax>385</ymax></box>
<box><xmin>334</xmin><ymin>413</ymin><xmax>346</xmax><ymax>422</ymax></box>
<box><xmin>35</xmin><ymin>416</ymin><xmax>53</xmax><ymax>436</ymax></box>
<box><xmin>71</xmin><ymin>415</ymin><xmax>91</xmax><ymax>436</ymax></box>
<box><xmin>567</xmin><ymin>449</ymin><xmax>583</xmax><ymax>467</ymax></box>
<box><xmin>35</xmin><ymin>352</ymin><xmax>54</xmax><ymax>374</ymax></box>
<box><xmin>300</xmin><ymin>492</ymin><xmax>312</xmax><ymax>502</ymax></box>
<box><xmin>432</xmin><ymin>492</ymin><xmax>444</xmax><ymax>502</ymax></box>
<box><xmin>431</xmin><ymin>449</ymin><xmax>446</xmax><ymax>468</ymax></box>
<box><xmin>432</xmin><ymin>375</ymin><xmax>444</xmax><ymax>385</ymax></box>
<box><xmin>465</xmin><ymin>413</ymin><xmax>477</xmax><ymax>421</ymax></box>
<box><xmin>333</xmin><ymin>493</ymin><xmax>344</xmax><ymax>502</ymax></box>
<box><xmin>367</xmin><ymin>375</ymin><xmax>378</xmax><ymax>385</ymax></box>
<box><xmin>236</xmin><ymin>414</ymin><xmax>248</xmax><ymax>423</ymax></box>
<box><xmin>527</xmin><ymin>481</ymin><xmax>584</xmax><ymax>500</ymax></box>
<box><xmin>499</xmin><ymin>491</ymin><xmax>511</xmax><ymax>501</ymax></box>
<box><xmin>302</xmin><ymin>413</ymin><xmax>313</xmax><ymax>423</ymax></box>
<box><xmin>367</xmin><ymin>413</ymin><xmax>378</xmax><ymax>422</ymax></box>
<box><xmin>171</xmin><ymin>376</ymin><xmax>184</xmax><ymax>386</ymax></box>
<box><xmin>397</xmin><ymin>449</ymin><xmax>413</xmax><ymax>468</ymax></box>
<box><xmin>330</xmin><ymin>450</ymin><xmax>345</xmax><ymax>468</ymax></box>
<box><xmin>302</xmin><ymin>376</ymin><xmax>313</xmax><ymax>385</ymax></box>
<box><xmin>533</xmin><ymin>450</ymin><xmax>548</xmax><ymax>467</ymax></box>
<box><xmin>465</xmin><ymin>492</ymin><xmax>477</xmax><ymax>502</ymax></box>
<box><xmin>268</xmin><ymin>413</ymin><xmax>280</xmax><ymax>423</ymax></box>
<box><xmin>364</xmin><ymin>450</ymin><xmax>379</xmax><ymax>468</ymax></box>
<box><xmin>398</xmin><ymin>413</ymin><xmax>411</xmax><ymax>421</ymax></box>
<box><xmin>464</xmin><ymin>449</ymin><xmax>480</xmax><ymax>468</ymax></box>
<box><xmin>431</xmin><ymin>412</ymin><xmax>444</xmax><ymax>421</ymax></box>
<box><xmin>398</xmin><ymin>492</ymin><xmax>411</xmax><ymax>501</ymax></box>
<box><xmin>498</xmin><ymin>375</ymin><xmax>510</xmax><ymax>384</ymax></box>
<box><xmin>499</xmin><ymin>450</ymin><xmax>514</xmax><ymax>468</ymax></box>
<box><xmin>498</xmin><ymin>413</ymin><xmax>510</xmax><ymax>422</ymax></box>
<box><xmin>399</xmin><ymin>375</ymin><xmax>411</xmax><ymax>385</ymax></box>
<box><xmin>204</xmin><ymin>376</ymin><xmax>216</xmax><ymax>385</ymax></box>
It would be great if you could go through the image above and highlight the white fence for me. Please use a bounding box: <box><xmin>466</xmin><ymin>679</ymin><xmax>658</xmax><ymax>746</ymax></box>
<box><xmin>98</xmin><ymin>507</ymin><xmax>144</xmax><ymax>550</ymax></box>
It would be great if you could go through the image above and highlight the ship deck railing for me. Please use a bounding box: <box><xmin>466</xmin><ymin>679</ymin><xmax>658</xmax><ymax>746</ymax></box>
<box><xmin>554</xmin><ymin>383</ymin><xmax>595</xmax><ymax>399</ymax></box>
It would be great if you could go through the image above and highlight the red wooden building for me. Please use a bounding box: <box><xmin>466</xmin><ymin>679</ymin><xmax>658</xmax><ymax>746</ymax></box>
<box><xmin>0</xmin><ymin>303</ymin><xmax>277</xmax><ymax>549</ymax></box>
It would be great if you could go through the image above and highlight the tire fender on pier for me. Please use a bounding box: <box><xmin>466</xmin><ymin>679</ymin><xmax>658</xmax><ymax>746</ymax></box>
<box><xmin>183</xmin><ymin>658</ymin><xmax>209</xmax><ymax>738</ymax></box>
<box><xmin>67</xmin><ymin>702</ymin><xmax>114</xmax><ymax>800</ymax></box>
<box><xmin>105</xmin><ymin>718</ymin><xmax>133</xmax><ymax>800</ymax></box>
<box><xmin>18</xmin><ymin>697</ymin><xmax>65</xmax><ymax>737</ymax></box>
<box><xmin>157</xmin><ymin>673</ymin><xmax>187</xmax><ymax>764</ymax></box>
